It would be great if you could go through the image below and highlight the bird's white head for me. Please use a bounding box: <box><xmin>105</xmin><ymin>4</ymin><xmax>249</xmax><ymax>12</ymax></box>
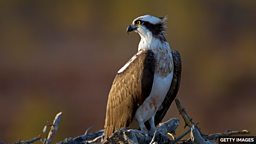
<box><xmin>127</xmin><ymin>15</ymin><xmax>168</xmax><ymax>50</ymax></box>
<box><xmin>127</xmin><ymin>15</ymin><xmax>167</xmax><ymax>39</ymax></box>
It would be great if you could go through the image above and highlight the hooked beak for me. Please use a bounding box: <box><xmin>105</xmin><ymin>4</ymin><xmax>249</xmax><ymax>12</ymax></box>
<box><xmin>126</xmin><ymin>25</ymin><xmax>137</xmax><ymax>32</ymax></box>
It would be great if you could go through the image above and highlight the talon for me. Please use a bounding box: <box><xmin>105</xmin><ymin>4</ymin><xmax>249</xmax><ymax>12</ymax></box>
<box><xmin>167</xmin><ymin>132</ymin><xmax>175</xmax><ymax>140</ymax></box>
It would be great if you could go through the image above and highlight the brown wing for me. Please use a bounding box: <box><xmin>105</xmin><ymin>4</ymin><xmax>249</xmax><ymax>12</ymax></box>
<box><xmin>154</xmin><ymin>49</ymin><xmax>182</xmax><ymax>125</ymax></box>
<box><xmin>104</xmin><ymin>50</ymin><xmax>155</xmax><ymax>138</ymax></box>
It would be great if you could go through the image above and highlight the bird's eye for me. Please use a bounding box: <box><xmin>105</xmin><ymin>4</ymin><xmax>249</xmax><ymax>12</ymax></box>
<box><xmin>135</xmin><ymin>20</ymin><xmax>142</xmax><ymax>25</ymax></box>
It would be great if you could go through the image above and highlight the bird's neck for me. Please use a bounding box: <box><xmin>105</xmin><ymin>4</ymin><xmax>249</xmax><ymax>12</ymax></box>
<box><xmin>138</xmin><ymin>33</ymin><xmax>169</xmax><ymax>51</ymax></box>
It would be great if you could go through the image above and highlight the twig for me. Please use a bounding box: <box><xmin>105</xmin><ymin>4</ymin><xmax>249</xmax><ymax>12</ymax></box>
<box><xmin>15</xmin><ymin>135</ymin><xmax>41</xmax><ymax>144</ymax></box>
<box><xmin>58</xmin><ymin>130</ymin><xmax>104</xmax><ymax>144</ymax></box>
<box><xmin>190</xmin><ymin>125</ymin><xmax>213</xmax><ymax>144</ymax></box>
<box><xmin>45</xmin><ymin>112</ymin><xmax>62</xmax><ymax>144</ymax></box>
<box><xmin>206</xmin><ymin>129</ymin><xmax>249</xmax><ymax>140</ymax></box>
<box><xmin>105</xmin><ymin>119</ymin><xmax>179</xmax><ymax>144</ymax></box>
<box><xmin>173</xmin><ymin>128</ymin><xmax>190</xmax><ymax>144</ymax></box>
<box><xmin>149</xmin><ymin>131</ymin><xmax>157</xmax><ymax>144</ymax></box>
<box><xmin>175</xmin><ymin>99</ymin><xmax>195</xmax><ymax>128</ymax></box>
<box><xmin>175</xmin><ymin>98</ymin><xmax>250</xmax><ymax>144</ymax></box>
<box><xmin>149</xmin><ymin>131</ymin><xmax>172</xmax><ymax>144</ymax></box>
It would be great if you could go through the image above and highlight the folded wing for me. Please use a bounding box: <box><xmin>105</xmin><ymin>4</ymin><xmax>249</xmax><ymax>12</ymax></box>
<box><xmin>104</xmin><ymin>50</ymin><xmax>156</xmax><ymax>138</ymax></box>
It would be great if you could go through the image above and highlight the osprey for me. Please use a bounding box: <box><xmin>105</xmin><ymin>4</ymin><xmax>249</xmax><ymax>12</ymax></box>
<box><xmin>104</xmin><ymin>15</ymin><xmax>182</xmax><ymax>138</ymax></box>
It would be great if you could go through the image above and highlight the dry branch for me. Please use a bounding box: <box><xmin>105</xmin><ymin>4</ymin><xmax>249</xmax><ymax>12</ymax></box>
<box><xmin>16</xmin><ymin>136</ymin><xmax>41</xmax><ymax>144</ymax></box>
<box><xmin>16</xmin><ymin>112</ymin><xmax>62</xmax><ymax>144</ymax></box>
<box><xmin>45</xmin><ymin>112</ymin><xmax>62</xmax><ymax>144</ymax></box>
<box><xmin>105</xmin><ymin>118</ymin><xmax>179</xmax><ymax>144</ymax></box>
<box><xmin>16</xmin><ymin>100</ymin><xmax>249</xmax><ymax>144</ymax></box>
<box><xmin>175</xmin><ymin>99</ymin><xmax>249</xmax><ymax>143</ymax></box>
<box><xmin>206</xmin><ymin>129</ymin><xmax>249</xmax><ymax>140</ymax></box>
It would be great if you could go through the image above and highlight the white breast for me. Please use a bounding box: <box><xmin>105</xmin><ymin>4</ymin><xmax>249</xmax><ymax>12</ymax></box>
<box><xmin>134</xmin><ymin>71</ymin><xmax>173</xmax><ymax>123</ymax></box>
<box><xmin>148</xmin><ymin>72</ymin><xmax>173</xmax><ymax>109</ymax></box>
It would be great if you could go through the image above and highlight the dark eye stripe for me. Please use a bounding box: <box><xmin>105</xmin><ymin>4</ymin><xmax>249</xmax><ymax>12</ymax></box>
<box><xmin>134</xmin><ymin>20</ymin><xmax>164</xmax><ymax>35</ymax></box>
<box><xmin>143</xmin><ymin>21</ymin><xmax>164</xmax><ymax>35</ymax></box>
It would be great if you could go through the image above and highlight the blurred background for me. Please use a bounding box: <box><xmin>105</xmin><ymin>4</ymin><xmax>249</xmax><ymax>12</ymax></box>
<box><xmin>0</xmin><ymin>0</ymin><xmax>255</xmax><ymax>143</ymax></box>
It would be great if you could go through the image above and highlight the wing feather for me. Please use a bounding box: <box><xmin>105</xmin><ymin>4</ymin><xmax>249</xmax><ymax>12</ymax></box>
<box><xmin>104</xmin><ymin>50</ymin><xmax>155</xmax><ymax>138</ymax></box>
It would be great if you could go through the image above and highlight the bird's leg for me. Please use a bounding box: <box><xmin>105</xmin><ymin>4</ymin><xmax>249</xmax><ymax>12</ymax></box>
<box><xmin>138</xmin><ymin>121</ymin><xmax>148</xmax><ymax>132</ymax></box>
<box><xmin>149</xmin><ymin>116</ymin><xmax>156</xmax><ymax>133</ymax></box>
<box><xmin>135</xmin><ymin>98</ymin><xmax>158</xmax><ymax>133</ymax></box>
<box><xmin>135</xmin><ymin>115</ymin><xmax>148</xmax><ymax>131</ymax></box>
